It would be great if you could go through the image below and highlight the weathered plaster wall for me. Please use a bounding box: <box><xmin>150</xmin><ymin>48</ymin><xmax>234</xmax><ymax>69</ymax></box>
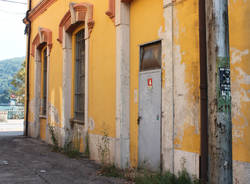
<box><xmin>229</xmin><ymin>0</ymin><xmax>250</xmax><ymax>183</ymax></box>
<box><xmin>28</xmin><ymin>0</ymin><xmax>117</xmax><ymax>156</ymax></box>
<box><xmin>172</xmin><ymin>0</ymin><xmax>200</xmax><ymax>176</ymax></box>
<box><xmin>26</xmin><ymin>0</ymin><xmax>250</xmax><ymax>178</ymax></box>
<box><xmin>89</xmin><ymin>133</ymin><xmax>116</xmax><ymax>165</ymax></box>
<box><xmin>173</xmin><ymin>0</ymin><xmax>200</xmax><ymax>154</ymax></box>
<box><xmin>129</xmin><ymin>0</ymin><xmax>164</xmax><ymax>167</ymax></box>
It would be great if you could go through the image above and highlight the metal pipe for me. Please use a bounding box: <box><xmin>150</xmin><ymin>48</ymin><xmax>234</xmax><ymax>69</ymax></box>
<box><xmin>24</xmin><ymin>0</ymin><xmax>32</xmax><ymax>136</ymax></box>
<box><xmin>199</xmin><ymin>0</ymin><xmax>208</xmax><ymax>182</ymax></box>
<box><xmin>206</xmin><ymin>1</ymin><xmax>232</xmax><ymax>183</ymax></box>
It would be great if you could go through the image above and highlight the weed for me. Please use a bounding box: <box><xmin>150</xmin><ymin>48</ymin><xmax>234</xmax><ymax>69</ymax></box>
<box><xmin>84</xmin><ymin>132</ymin><xmax>90</xmax><ymax>157</ymax></box>
<box><xmin>48</xmin><ymin>124</ymin><xmax>82</xmax><ymax>158</ymax></box>
<box><xmin>48</xmin><ymin>125</ymin><xmax>60</xmax><ymax>152</ymax></box>
<box><xmin>100</xmin><ymin>164</ymin><xmax>123</xmax><ymax>178</ymax></box>
<box><xmin>63</xmin><ymin>128</ymin><xmax>82</xmax><ymax>158</ymax></box>
<box><xmin>97</xmin><ymin>124</ymin><xmax>110</xmax><ymax>165</ymax></box>
<box><xmin>63</xmin><ymin>140</ymin><xmax>82</xmax><ymax>158</ymax></box>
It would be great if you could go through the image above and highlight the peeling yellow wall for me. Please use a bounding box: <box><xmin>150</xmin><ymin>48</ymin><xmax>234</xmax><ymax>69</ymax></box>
<box><xmin>28</xmin><ymin>0</ymin><xmax>116</xmax><ymax>140</ymax></box>
<box><xmin>26</xmin><ymin>0</ymin><xmax>250</xmax><ymax>168</ymax></box>
<box><xmin>172</xmin><ymin>0</ymin><xmax>200</xmax><ymax>154</ymax></box>
<box><xmin>229</xmin><ymin>0</ymin><xmax>250</xmax><ymax>163</ymax></box>
<box><xmin>130</xmin><ymin>0</ymin><xmax>164</xmax><ymax>167</ymax></box>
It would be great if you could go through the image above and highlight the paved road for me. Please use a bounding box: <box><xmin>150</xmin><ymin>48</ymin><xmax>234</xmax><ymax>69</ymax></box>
<box><xmin>0</xmin><ymin>136</ymin><xmax>127</xmax><ymax>184</ymax></box>
<box><xmin>0</xmin><ymin>120</ymin><xmax>24</xmax><ymax>136</ymax></box>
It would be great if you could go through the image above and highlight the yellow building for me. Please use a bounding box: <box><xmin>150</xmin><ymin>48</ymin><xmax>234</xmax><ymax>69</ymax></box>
<box><xmin>24</xmin><ymin>0</ymin><xmax>249</xmax><ymax>183</ymax></box>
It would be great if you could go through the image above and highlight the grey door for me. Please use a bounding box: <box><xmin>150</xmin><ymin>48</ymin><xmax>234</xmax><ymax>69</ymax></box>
<box><xmin>138</xmin><ymin>69</ymin><xmax>161</xmax><ymax>171</ymax></box>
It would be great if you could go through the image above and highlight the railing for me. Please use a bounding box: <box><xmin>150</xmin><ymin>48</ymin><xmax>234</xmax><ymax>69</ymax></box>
<box><xmin>7</xmin><ymin>109</ymin><xmax>24</xmax><ymax>119</ymax></box>
<box><xmin>0</xmin><ymin>105</ymin><xmax>24</xmax><ymax>120</ymax></box>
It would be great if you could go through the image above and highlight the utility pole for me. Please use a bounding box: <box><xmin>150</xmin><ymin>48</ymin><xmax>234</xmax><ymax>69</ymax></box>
<box><xmin>206</xmin><ymin>1</ymin><xmax>232</xmax><ymax>184</ymax></box>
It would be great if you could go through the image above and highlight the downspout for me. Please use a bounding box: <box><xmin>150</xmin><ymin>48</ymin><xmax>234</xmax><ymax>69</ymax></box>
<box><xmin>24</xmin><ymin>0</ymin><xmax>32</xmax><ymax>136</ymax></box>
<box><xmin>199</xmin><ymin>0</ymin><xmax>208</xmax><ymax>182</ymax></box>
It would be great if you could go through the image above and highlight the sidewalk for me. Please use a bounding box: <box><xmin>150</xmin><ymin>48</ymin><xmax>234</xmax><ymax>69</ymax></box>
<box><xmin>0</xmin><ymin>119</ymin><xmax>24</xmax><ymax>136</ymax></box>
<box><xmin>0</xmin><ymin>136</ymin><xmax>127</xmax><ymax>184</ymax></box>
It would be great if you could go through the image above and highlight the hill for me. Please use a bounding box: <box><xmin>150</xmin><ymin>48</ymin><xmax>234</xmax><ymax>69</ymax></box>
<box><xmin>0</xmin><ymin>57</ymin><xmax>25</xmax><ymax>104</ymax></box>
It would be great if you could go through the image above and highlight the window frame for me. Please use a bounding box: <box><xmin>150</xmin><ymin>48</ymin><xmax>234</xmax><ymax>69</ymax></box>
<box><xmin>139</xmin><ymin>40</ymin><xmax>162</xmax><ymax>72</ymax></box>
<box><xmin>72</xmin><ymin>28</ymin><xmax>85</xmax><ymax>122</ymax></box>
<box><xmin>40</xmin><ymin>46</ymin><xmax>48</xmax><ymax>117</ymax></box>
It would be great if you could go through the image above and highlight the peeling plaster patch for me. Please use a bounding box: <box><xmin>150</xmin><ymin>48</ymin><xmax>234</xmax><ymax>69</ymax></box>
<box><xmin>233</xmin><ymin>160</ymin><xmax>250</xmax><ymax>184</ymax></box>
<box><xmin>231</xmin><ymin>48</ymin><xmax>249</xmax><ymax>65</ymax></box>
<box><xmin>174</xmin><ymin>45</ymin><xmax>187</xmax><ymax>148</ymax></box>
<box><xmin>71</xmin><ymin>123</ymin><xmax>86</xmax><ymax>152</ymax></box>
<box><xmin>48</xmin><ymin>103</ymin><xmax>60</xmax><ymax>124</ymax></box>
<box><xmin>158</xmin><ymin>26</ymin><xmax>164</xmax><ymax>38</ymax></box>
<box><xmin>231</xmin><ymin>0</ymin><xmax>248</xmax><ymax>4</ymax></box>
<box><xmin>231</xmin><ymin>48</ymin><xmax>249</xmax><ymax>141</ymax></box>
<box><xmin>88</xmin><ymin>117</ymin><xmax>95</xmax><ymax>131</ymax></box>
<box><xmin>173</xmin><ymin>45</ymin><xmax>199</xmax><ymax>149</ymax></box>
<box><xmin>158</xmin><ymin>25</ymin><xmax>167</xmax><ymax>90</ymax></box>
<box><xmin>88</xmin><ymin>133</ymin><xmax>116</xmax><ymax>165</ymax></box>
<box><xmin>174</xmin><ymin>149</ymin><xmax>199</xmax><ymax>177</ymax></box>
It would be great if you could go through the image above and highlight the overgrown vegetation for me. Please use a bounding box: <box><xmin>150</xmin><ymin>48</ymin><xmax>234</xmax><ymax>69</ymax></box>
<box><xmin>84</xmin><ymin>132</ymin><xmax>90</xmax><ymax>157</ymax></box>
<box><xmin>63</xmin><ymin>140</ymin><xmax>82</xmax><ymax>158</ymax></box>
<box><xmin>48</xmin><ymin>125</ymin><xmax>82</xmax><ymax>158</ymax></box>
<box><xmin>134</xmin><ymin>170</ymin><xmax>200</xmax><ymax>184</ymax></box>
<box><xmin>99</xmin><ymin>165</ymin><xmax>123</xmax><ymax>178</ymax></box>
<box><xmin>99</xmin><ymin>165</ymin><xmax>200</xmax><ymax>184</ymax></box>
<box><xmin>48</xmin><ymin>125</ymin><xmax>60</xmax><ymax>152</ymax></box>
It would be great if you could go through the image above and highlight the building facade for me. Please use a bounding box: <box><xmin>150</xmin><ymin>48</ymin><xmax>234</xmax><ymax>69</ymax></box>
<box><xmin>24</xmin><ymin>0</ymin><xmax>250</xmax><ymax>183</ymax></box>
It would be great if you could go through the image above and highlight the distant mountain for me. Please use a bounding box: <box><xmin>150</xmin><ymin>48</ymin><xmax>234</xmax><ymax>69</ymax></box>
<box><xmin>0</xmin><ymin>57</ymin><xmax>25</xmax><ymax>104</ymax></box>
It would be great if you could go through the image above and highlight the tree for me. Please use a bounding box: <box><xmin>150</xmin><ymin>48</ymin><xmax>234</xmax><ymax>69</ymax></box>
<box><xmin>9</xmin><ymin>61</ymin><xmax>25</xmax><ymax>104</ymax></box>
<box><xmin>0</xmin><ymin>90</ymin><xmax>10</xmax><ymax>104</ymax></box>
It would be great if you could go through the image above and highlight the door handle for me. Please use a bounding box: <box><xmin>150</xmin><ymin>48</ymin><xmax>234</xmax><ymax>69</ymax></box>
<box><xmin>137</xmin><ymin>116</ymin><xmax>142</xmax><ymax>125</ymax></box>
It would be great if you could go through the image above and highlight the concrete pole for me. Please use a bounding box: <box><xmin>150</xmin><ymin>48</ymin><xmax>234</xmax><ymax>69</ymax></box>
<box><xmin>206</xmin><ymin>1</ymin><xmax>232</xmax><ymax>184</ymax></box>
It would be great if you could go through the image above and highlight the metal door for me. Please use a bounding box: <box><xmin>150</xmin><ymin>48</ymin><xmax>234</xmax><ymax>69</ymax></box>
<box><xmin>138</xmin><ymin>69</ymin><xmax>161</xmax><ymax>171</ymax></box>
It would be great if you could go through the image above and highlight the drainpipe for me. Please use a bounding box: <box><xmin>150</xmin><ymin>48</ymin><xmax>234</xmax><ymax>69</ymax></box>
<box><xmin>24</xmin><ymin>0</ymin><xmax>32</xmax><ymax>136</ymax></box>
<box><xmin>199</xmin><ymin>0</ymin><xmax>208</xmax><ymax>183</ymax></box>
<box><xmin>206</xmin><ymin>1</ymin><xmax>232</xmax><ymax>183</ymax></box>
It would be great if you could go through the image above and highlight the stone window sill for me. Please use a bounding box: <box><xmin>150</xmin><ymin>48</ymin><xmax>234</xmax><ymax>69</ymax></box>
<box><xmin>39</xmin><ymin>115</ymin><xmax>47</xmax><ymax>119</ymax></box>
<box><xmin>70</xmin><ymin>118</ymin><xmax>85</xmax><ymax>126</ymax></box>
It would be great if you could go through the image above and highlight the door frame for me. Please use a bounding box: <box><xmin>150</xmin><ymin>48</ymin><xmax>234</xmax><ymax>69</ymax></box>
<box><xmin>138</xmin><ymin>40</ymin><xmax>163</xmax><ymax>171</ymax></box>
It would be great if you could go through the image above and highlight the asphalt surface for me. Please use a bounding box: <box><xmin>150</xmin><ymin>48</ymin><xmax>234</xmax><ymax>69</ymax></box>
<box><xmin>0</xmin><ymin>136</ymin><xmax>127</xmax><ymax>184</ymax></box>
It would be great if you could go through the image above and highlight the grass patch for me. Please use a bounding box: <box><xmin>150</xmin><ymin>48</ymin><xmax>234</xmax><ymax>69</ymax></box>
<box><xmin>48</xmin><ymin>125</ymin><xmax>83</xmax><ymax>159</ymax></box>
<box><xmin>48</xmin><ymin>125</ymin><xmax>60</xmax><ymax>152</ymax></box>
<box><xmin>99</xmin><ymin>165</ymin><xmax>123</xmax><ymax>178</ymax></box>
<box><xmin>62</xmin><ymin>141</ymin><xmax>82</xmax><ymax>158</ymax></box>
<box><xmin>134</xmin><ymin>170</ymin><xmax>200</xmax><ymax>184</ymax></box>
<box><xmin>98</xmin><ymin>165</ymin><xmax>200</xmax><ymax>184</ymax></box>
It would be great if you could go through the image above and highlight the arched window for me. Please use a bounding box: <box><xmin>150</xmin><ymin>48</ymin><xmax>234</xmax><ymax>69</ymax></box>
<box><xmin>58</xmin><ymin>2</ymin><xmax>94</xmax><ymax>127</ymax></box>
<box><xmin>30</xmin><ymin>27</ymin><xmax>52</xmax><ymax>138</ymax></box>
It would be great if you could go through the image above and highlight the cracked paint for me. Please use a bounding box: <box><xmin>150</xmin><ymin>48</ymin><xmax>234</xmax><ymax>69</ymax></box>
<box><xmin>229</xmin><ymin>0</ymin><xmax>250</xmax><ymax>166</ymax></box>
<box><xmin>173</xmin><ymin>0</ymin><xmax>200</xmax><ymax>153</ymax></box>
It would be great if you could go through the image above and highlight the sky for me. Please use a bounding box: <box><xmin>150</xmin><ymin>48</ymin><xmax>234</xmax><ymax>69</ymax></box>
<box><xmin>0</xmin><ymin>0</ymin><xmax>27</xmax><ymax>61</ymax></box>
